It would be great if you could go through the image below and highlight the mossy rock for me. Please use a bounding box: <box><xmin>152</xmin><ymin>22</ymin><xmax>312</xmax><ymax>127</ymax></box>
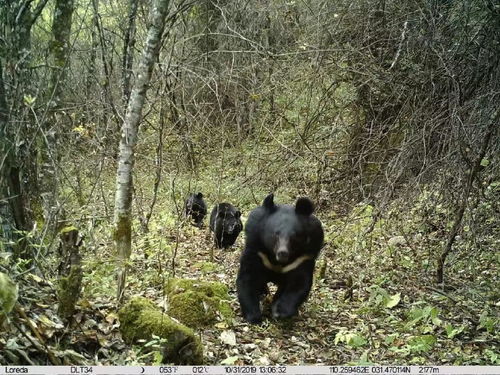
<box><xmin>118</xmin><ymin>297</ymin><xmax>203</xmax><ymax>365</ymax></box>
<box><xmin>166</xmin><ymin>278</ymin><xmax>228</xmax><ymax>299</ymax></box>
<box><xmin>165</xmin><ymin>278</ymin><xmax>233</xmax><ymax>328</ymax></box>
<box><xmin>168</xmin><ymin>290</ymin><xmax>233</xmax><ymax>328</ymax></box>
<box><xmin>0</xmin><ymin>272</ymin><xmax>18</xmax><ymax>326</ymax></box>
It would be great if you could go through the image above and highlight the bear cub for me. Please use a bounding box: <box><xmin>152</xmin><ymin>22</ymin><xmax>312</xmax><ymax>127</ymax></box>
<box><xmin>236</xmin><ymin>193</ymin><xmax>324</xmax><ymax>324</ymax></box>
<box><xmin>185</xmin><ymin>192</ymin><xmax>207</xmax><ymax>227</ymax></box>
<box><xmin>209</xmin><ymin>203</ymin><xmax>242</xmax><ymax>248</ymax></box>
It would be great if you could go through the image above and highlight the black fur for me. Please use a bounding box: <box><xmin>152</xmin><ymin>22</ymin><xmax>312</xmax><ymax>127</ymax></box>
<box><xmin>184</xmin><ymin>192</ymin><xmax>207</xmax><ymax>227</ymax></box>
<box><xmin>209</xmin><ymin>203</ymin><xmax>242</xmax><ymax>248</ymax></box>
<box><xmin>236</xmin><ymin>194</ymin><xmax>324</xmax><ymax>324</ymax></box>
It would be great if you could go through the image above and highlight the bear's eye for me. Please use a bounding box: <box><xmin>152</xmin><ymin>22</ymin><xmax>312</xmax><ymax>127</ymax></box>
<box><xmin>275</xmin><ymin>230</ymin><xmax>280</xmax><ymax>237</ymax></box>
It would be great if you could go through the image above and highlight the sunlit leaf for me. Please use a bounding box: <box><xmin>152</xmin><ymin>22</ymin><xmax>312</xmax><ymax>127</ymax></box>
<box><xmin>385</xmin><ymin>293</ymin><xmax>401</xmax><ymax>308</ymax></box>
<box><xmin>221</xmin><ymin>356</ymin><xmax>239</xmax><ymax>365</ymax></box>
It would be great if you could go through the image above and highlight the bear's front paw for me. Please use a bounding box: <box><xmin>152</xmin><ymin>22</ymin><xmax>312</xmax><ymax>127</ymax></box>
<box><xmin>244</xmin><ymin>312</ymin><xmax>263</xmax><ymax>324</ymax></box>
<box><xmin>271</xmin><ymin>301</ymin><xmax>297</xmax><ymax>319</ymax></box>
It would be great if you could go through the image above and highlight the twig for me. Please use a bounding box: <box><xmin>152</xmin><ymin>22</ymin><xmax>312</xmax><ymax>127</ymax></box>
<box><xmin>436</xmin><ymin>113</ymin><xmax>498</xmax><ymax>283</ymax></box>
<box><xmin>425</xmin><ymin>286</ymin><xmax>458</xmax><ymax>304</ymax></box>
<box><xmin>15</xmin><ymin>304</ymin><xmax>61</xmax><ymax>365</ymax></box>
<box><xmin>389</xmin><ymin>21</ymin><xmax>408</xmax><ymax>70</ymax></box>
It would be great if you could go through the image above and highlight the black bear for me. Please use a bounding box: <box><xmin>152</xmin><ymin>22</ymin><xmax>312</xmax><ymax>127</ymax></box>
<box><xmin>236</xmin><ymin>193</ymin><xmax>324</xmax><ymax>324</ymax></box>
<box><xmin>209</xmin><ymin>203</ymin><xmax>243</xmax><ymax>248</ymax></box>
<box><xmin>184</xmin><ymin>193</ymin><xmax>207</xmax><ymax>227</ymax></box>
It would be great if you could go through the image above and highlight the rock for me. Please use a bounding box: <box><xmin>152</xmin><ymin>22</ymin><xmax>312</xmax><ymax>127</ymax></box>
<box><xmin>118</xmin><ymin>297</ymin><xmax>203</xmax><ymax>364</ymax></box>
<box><xmin>166</xmin><ymin>278</ymin><xmax>233</xmax><ymax>328</ymax></box>
<box><xmin>388</xmin><ymin>236</ymin><xmax>406</xmax><ymax>247</ymax></box>
<box><xmin>220</xmin><ymin>330</ymin><xmax>237</xmax><ymax>346</ymax></box>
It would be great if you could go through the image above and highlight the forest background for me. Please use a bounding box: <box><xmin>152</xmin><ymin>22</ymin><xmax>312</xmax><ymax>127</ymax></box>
<box><xmin>0</xmin><ymin>0</ymin><xmax>499</xmax><ymax>366</ymax></box>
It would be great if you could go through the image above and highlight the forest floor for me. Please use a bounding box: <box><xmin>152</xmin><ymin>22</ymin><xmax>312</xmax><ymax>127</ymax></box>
<box><xmin>3</xmin><ymin>203</ymin><xmax>497</xmax><ymax>366</ymax></box>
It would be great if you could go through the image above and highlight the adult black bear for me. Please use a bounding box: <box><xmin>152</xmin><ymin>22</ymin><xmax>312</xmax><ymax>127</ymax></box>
<box><xmin>185</xmin><ymin>193</ymin><xmax>207</xmax><ymax>227</ymax></box>
<box><xmin>209</xmin><ymin>203</ymin><xmax>242</xmax><ymax>248</ymax></box>
<box><xmin>236</xmin><ymin>194</ymin><xmax>324</xmax><ymax>324</ymax></box>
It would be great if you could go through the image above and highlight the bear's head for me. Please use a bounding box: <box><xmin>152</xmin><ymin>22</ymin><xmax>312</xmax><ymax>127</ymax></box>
<box><xmin>218</xmin><ymin>208</ymin><xmax>242</xmax><ymax>234</ymax></box>
<box><xmin>262</xmin><ymin>194</ymin><xmax>315</xmax><ymax>264</ymax></box>
<box><xmin>187</xmin><ymin>192</ymin><xmax>205</xmax><ymax>210</ymax></box>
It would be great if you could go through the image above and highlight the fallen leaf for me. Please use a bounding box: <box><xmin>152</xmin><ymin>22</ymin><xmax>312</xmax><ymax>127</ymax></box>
<box><xmin>221</xmin><ymin>356</ymin><xmax>239</xmax><ymax>365</ymax></box>
<box><xmin>220</xmin><ymin>330</ymin><xmax>237</xmax><ymax>346</ymax></box>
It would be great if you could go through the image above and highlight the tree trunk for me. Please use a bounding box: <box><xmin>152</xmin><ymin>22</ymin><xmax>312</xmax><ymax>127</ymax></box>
<box><xmin>0</xmin><ymin>1</ymin><xmax>50</xmax><ymax>256</ymax></box>
<box><xmin>114</xmin><ymin>0</ymin><xmax>172</xmax><ymax>301</ymax></box>
<box><xmin>40</xmin><ymin>0</ymin><xmax>76</xmax><ymax>230</ymax></box>
<box><xmin>0</xmin><ymin>60</ymin><xmax>18</xmax><ymax>253</ymax></box>
<box><xmin>86</xmin><ymin>0</ymin><xmax>99</xmax><ymax>96</ymax></box>
<box><xmin>49</xmin><ymin>0</ymin><xmax>75</xmax><ymax>106</ymax></box>
<box><xmin>57</xmin><ymin>226</ymin><xmax>83</xmax><ymax>319</ymax></box>
<box><xmin>122</xmin><ymin>0</ymin><xmax>139</xmax><ymax>104</ymax></box>
<box><xmin>48</xmin><ymin>0</ymin><xmax>75</xmax><ymax>123</ymax></box>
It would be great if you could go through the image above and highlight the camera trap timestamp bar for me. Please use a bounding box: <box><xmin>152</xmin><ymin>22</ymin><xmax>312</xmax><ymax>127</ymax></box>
<box><xmin>1</xmin><ymin>366</ymin><xmax>499</xmax><ymax>375</ymax></box>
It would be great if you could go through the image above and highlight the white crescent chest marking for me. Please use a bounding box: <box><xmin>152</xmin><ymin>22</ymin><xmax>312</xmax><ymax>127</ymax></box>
<box><xmin>257</xmin><ymin>252</ymin><xmax>312</xmax><ymax>273</ymax></box>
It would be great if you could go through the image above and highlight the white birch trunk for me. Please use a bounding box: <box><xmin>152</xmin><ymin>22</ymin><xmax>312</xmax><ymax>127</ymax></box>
<box><xmin>114</xmin><ymin>0</ymin><xmax>171</xmax><ymax>301</ymax></box>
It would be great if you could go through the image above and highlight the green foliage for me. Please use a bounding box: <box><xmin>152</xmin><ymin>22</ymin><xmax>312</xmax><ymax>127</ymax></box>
<box><xmin>330</xmin><ymin>203</ymin><xmax>380</xmax><ymax>250</ymax></box>
<box><xmin>368</xmin><ymin>285</ymin><xmax>401</xmax><ymax>309</ymax></box>
<box><xmin>193</xmin><ymin>261</ymin><xmax>219</xmax><ymax>274</ymax></box>
<box><xmin>82</xmin><ymin>257</ymin><xmax>117</xmax><ymax>298</ymax></box>
<box><xmin>478</xmin><ymin>311</ymin><xmax>498</xmax><ymax>334</ymax></box>
<box><xmin>406</xmin><ymin>306</ymin><xmax>442</xmax><ymax>331</ymax></box>
<box><xmin>484</xmin><ymin>349</ymin><xmax>500</xmax><ymax>365</ymax></box>
<box><xmin>10</xmin><ymin>0</ymin><xmax>496</xmax><ymax>366</ymax></box>
<box><xmin>407</xmin><ymin>335</ymin><xmax>437</xmax><ymax>354</ymax></box>
<box><xmin>23</xmin><ymin>94</ymin><xmax>36</xmax><ymax>107</ymax></box>
<box><xmin>444</xmin><ymin>323</ymin><xmax>465</xmax><ymax>339</ymax></box>
<box><xmin>334</xmin><ymin>329</ymin><xmax>368</xmax><ymax>348</ymax></box>
<box><xmin>348</xmin><ymin>350</ymin><xmax>374</xmax><ymax>366</ymax></box>
<box><xmin>480</xmin><ymin>158</ymin><xmax>490</xmax><ymax>167</ymax></box>
<box><xmin>0</xmin><ymin>272</ymin><xmax>18</xmax><ymax>325</ymax></box>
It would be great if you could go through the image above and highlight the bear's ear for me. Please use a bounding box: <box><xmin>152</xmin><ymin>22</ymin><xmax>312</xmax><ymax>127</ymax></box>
<box><xmin>295</xmin><ymin>197</ymin><xmax>314</xmax><ymax>216</ymax></box>
<box><xmin>196</xmin><ymin>192</ymin><xmax>203</xmax><ymax>199</ymax></box>
<box><xmin>263</xmin><ymin>193</ymin><xmax>276</xmax><ymax>210</ymax></box>
<box><xmin>235</xmin><ymin>210</ymin><xmax>241</xmax><ymax>218</ymax></box>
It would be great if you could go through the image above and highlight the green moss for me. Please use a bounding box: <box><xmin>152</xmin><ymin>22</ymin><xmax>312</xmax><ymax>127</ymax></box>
<box><xmin>165</xmin><ymin>278</ymin><xmax>233</xmax><ymax>328</ymax></box>
<box><xmin>31</xmin><ymin>199</ymin><xmax>45</xmax><ymax>228</ymax></box>
<box><xmin>0</xmin><ymin>272</ymin><xmax>18</xmax><ymax>325</ymax></box>
<box><xmin>57</xmin><ymin>265</ymin><xmax>82</xmax><ymax>319</ymax></box>
<box><xmin>59</xmin><ymin>225</ymin><xmax>78</xmax><ymax>234</ymax></box>
<box><xmin>168</xmin><ymin>290</ymin><xmax>233</xmax><ymax>328</ymax></box>
<box><xmin>166</xmin><ymin>278</ymin><xmax>228</xmax><ymax>299</ymax></box>
<box><xmin>217</xmin><ymin>298</ymin><xmax>234</xmax><ymax>321</ymax></box>
<box><xmin>119</xmin><ymin>297</ymin><xmax>203</xmax><ymax>365</ymax></box>
<box><xmin>113</xmin><ymin>215</ymin><xmax>131</xmax><ymax>242</ymax></box>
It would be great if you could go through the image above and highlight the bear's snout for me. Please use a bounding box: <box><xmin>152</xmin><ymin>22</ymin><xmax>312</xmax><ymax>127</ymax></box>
<box><xmin>275</xmin><ymin>237</ymin><xmax>290</xmax><ymax>263</ymax></box>
<box><xmin>225</xmin><ymin>221</ymin><xmax>237</xmax><ymax>234</ymax></box>
<box><xmin>276</xmin><ymin>249</ymin><xmax>289</xmax><ymax>263</ymax></box>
